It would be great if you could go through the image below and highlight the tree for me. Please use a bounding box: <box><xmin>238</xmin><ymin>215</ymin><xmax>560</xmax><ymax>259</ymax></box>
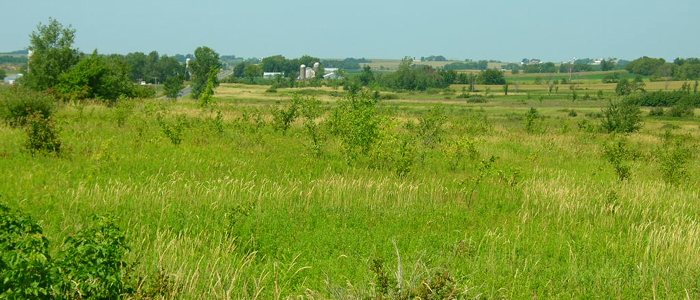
<box><xmin>601</xmin><ymin>59</ymin><xmax>616</xmax><ymax>71</ymax></box>
<box><xmin>601</xmin><ymin>100</ymin><xmax>642</xmax><ymax>133</ymax></box>
<box><xmin>56</xmin><ymin>50</ymin><xmax>134</xmax><ymax>104</ymax></box>
<box><xmin>190</xmin><ymin>46</ymin><xmax>221</xmax><ymax>99</ymax></box>
<box><xmin>164</xmin><ymin>75</ymin><xmax>185</xmax><ymax>99</ymax></box>
<box><xmin>0</xmin><ymin>69</ymin><xmax>5</xmax><ymax>79</ymax></box>
<box><xmin>244</xmin><ymin>64</ymin><xmax>262</xmax><ymax>83</ymax></box>
<box><xmin>625</xmin><ymin>56</ymin><xmax>665</xmax><ymax>76</ymax></box>
<box><xmin>358</xmin><ymin>65</ymin><xmax>374</xmax><ymax>86</ymax></box>
<box><xmin>23</xmin><ymin>18</ymin><xmax>80</xmax><ymax>91</ymax></box>
<box><xmin>477</xmin><ymin>69</ymin><xmax>505</xmax><ymax>85</ymax></box>
<box><xmin>615</xmin><ymin>78</ymin><xmax>644</xmax><ymax>96</ymax></box>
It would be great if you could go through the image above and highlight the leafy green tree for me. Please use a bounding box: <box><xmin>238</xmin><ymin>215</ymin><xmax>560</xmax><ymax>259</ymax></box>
<box><xmin>358</xmin><ymin>65</ymin><xmax>374</xmax><ymax>86</ymax></box>
<box><xmin>164</xmin><ymin>75</ymin><xmax>185</xmax><ymax>99</ymax></box>
<box><xmin>244</xmin><ymin>64</ymin><xmax>262</xmax><ymax>83</ymax></box>
<box><xmin>600</xmin><ymin>99</ymin><xmax>642</xmax><ymax>133</ymax></box>
<box><xmin>615</xmin><ymin>78</ymin><xmax>644</xmax><ymax>96</ymax></box>
<box><xmin>23</xmin><ymin>18</ymin><xmax>80</xmax><ymax>91</ymax></box>
<box><xmin>626</xmin><ymin>56</ymin><xmax>665</xmax><ymax>76</ymax></box>
<box><xmin>0</xmin><ymin>68</ymin><xmax>5</xmax><ymax>79</ymax></box>
<box><xmin>190</xmin><ymin>46</ymin><xmax>221</xmax><ymax>99</ymax></box>
<box><xmin>601</xmin><ymin>59</ymin><xmax>616</xmax><ymax>71</ymax></box>
<box><xmin>56</xmin><ymin>50</ymin><xmax>134</xmax><ymax>104</ymax></box>
<box><xmin>477</xmin><ymin>69</ymin><xmax>506</xmax><ymax>85</ymax></box>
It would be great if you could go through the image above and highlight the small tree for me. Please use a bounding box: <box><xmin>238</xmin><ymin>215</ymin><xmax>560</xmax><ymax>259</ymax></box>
<box><xmin>163</xmin><ymin>75</ymin><xmax>185</xmax><ymax>99</ymax></box>
<box><xmin>600</xmin><ymin>100</ymin><xmax>642</xmax><ymax>133</ymax></box>
<box><xmin>24</xmin><ymin>111</ymin><xmax>61</xmax><ymax>155</ymax></box>
<box><xmin>244</xmin><ymin>64</ymin><xmax>262</xmax><ymax>84</ymax></box>
<box><xmin>24</xmin><ymin>18</ymin><xmax>80</xmax><ymax>91</ymax></box>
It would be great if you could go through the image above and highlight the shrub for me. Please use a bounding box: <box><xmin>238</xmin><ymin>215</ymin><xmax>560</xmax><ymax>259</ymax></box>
<box><xmin>648</xmin><ymin>107</ymin><xmax>664</xmax><ymax>116</ymax></box>
<box><xmin>416</xmin><ymin>106</ymin><xmax>447</xmax><ymax>147</ymax></box>
<box><xmin>328</xmin><ymin>93</ymin><xmax>381</xmax><ymax>161</ymax></box>
<box><xmin>0</xmin><ymin>203</ymin><xmax>54</xmax><ymax>299</ymax></box>
<box><xmin>163</xmin><ymin>76</ymin><xmax>185</xmax><ymax>98</ymax></box>
<box><xmin>53</xmin><ymin>215</ymin><xmax>133</xmax><ymax>299</ymax></box>
<box><xmin>272</xmin><ymin>96</ymin><xmax>300</xmax><ymax>134</ymax></box>
<box><xmin>602</xmin><ymin>137</ymin><xmax>632</xmax><ymax>181</ymax></box>
<box><xmin>600</xmin><ymin>100</ymin><xmax>642</xmax><ymax>133</ymax></box>
<box><xmin>157</xmin><ymin>113</ymin><xmax>187</xmax><ymax>145</ymax></box>
<box><xmin>24</xmin><ymin>112</ymin><xmax>62</xmax><ymax>155</ymax></box>
<box><xmin>0</xmin><ymin>85</ymin><xmax>56</xmax><ymax>126</ymax></box>
<box><xmin>524</xmin><ymin>107</ymin><xmax>541</xmax><ymax>133</ymax></box>
<box><xmin>656</xmin><ymin>132</ymin><xmax>693</xmax><ymax>185</ymax></box>
<box><xmin>668</xmin><ymin>101</ymin><xmax>695</xmax><ymax>118</ymax></box>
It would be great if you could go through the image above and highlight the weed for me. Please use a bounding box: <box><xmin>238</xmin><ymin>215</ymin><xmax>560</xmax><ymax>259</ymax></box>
<box><xmin>656</xmin><ymin>131</ymin><xmax>694</xmax><ymax>185</ymax></box>
<box><xmin>416</xmin><ymin>106</ymin><xmax>447</xmax><ymax>148</ymax></box>
<box><xmin>157</xmin><ymin>113</ymin><xmax>187</xmax><ymax>145</ymax></box>
<box><xmin>602</xmin><ymin>137</ymin><xmax>632</xmax><ymax>181</ymax></box>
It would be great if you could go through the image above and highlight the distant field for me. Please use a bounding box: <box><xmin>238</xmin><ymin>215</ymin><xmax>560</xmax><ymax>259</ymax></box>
<box><xmin>361</xmin><ymin>59</ymin><xmax>504</xmax><ymax>71</ymax></box>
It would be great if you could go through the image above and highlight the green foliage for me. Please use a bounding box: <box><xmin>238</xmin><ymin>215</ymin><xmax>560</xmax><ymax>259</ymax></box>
<box><xmin>600</xmin><ymin>100</ymin><xmax>642</xmax><ymax>133</ymax></box>
<box><xmin>113</xmin><ymin>98</ymin><xmax>135</xmax><ymax>127</ymax></box>
<box><xmin>272</xmin><ymin>96</ymin><xmax>300</xmax><ymax>134</ymax></box>
<box><xmin>444</xmin><ymin>136</ymin><xmax>481</xmax><ymax>171</ymax></box>
<box><xmin>0</xmin><ymin>203</ymin><xmax>53</xmax><ymax>299</ymax></box>
<box><xmin>369</xmin><ymin>120</ymin><xmax>417</xmax><ymax>176</ymax></box>
<box><xmin>626</xmin><ymin>56</ymin><xmax>666</xmax><ymax>76</ymax></box>
<box><xmin>656</xmin><ymin>132</ymin><xmax>694</xmax><ymax>185</ymax></box>
<box><xmin>244</xmin><ymin>64</ymin><xmax>262</xmax><ymax>83</ymax></box>
<box><xmin>52</xmin><ymin>215</ymin><xmax>132</xmax><ymax>299</ymax></box>
<box><xmin>602</xmin><ymin>137</ymin><xmax>632</xmax><ymax>181</ymax></box>
<box><xmin>648</xmin><ymin>107</ymin><xmax>665</xmax><ymax>116</ymax></box>
<box><xmin>157</xmin><ymin>113</ymin><xmax>187</xmax><ymax>145</ymax></box>
<box><xmin>524</xmin><ymin>107</ymin><xmax>541</xmax><ymax>133</ymax></box>
<box><xmin>1</xmin><ymin>205</ymin><xmax>163</xmax><ymax>299</ymax></box>
<box><xmin>615</xmin><ymin>78</ymin><xmax>645</xmax><ymax>96</ymax></box>
<box><xmin>626</xmin><ymin>90</ymin><xmax>700</xmax><ymax>107</ymax></box>
<box><xmin>328</xmin><ymin>93</ymin><xmax>381</xmax><ymax>161</ymax></box>
<box><xmin>24</xmin><ymin>112</ymin><xmax>61</xmax><ymax>155</ymax></box>
<box><xmin>56</xmin><ymin>51</ymin><xmax>135</xmax><ymax>104</ymax></box>
<box><xmin>24</xmin><ymin>18</ymin><xmax>80</xmax><ymax>91</ymax></box>
<box><xmin>0</xmin><ymin>85</ymin><xmax>56</xmax><ymax>126</ymax></box>
<box><xmin>668</xmin><ymin>101</ymin><xmax>695</xmax><ymax>118</ymax></box>
<box><xmin>416</xmin><ymin>106</ymin><xmax>447</xmax><ymax>147</ymax></box>
<box><xmin>477</xmin><ymin>69</ymin><xmax>506</xmax><ymax>85</ymax></box>
<box><xmin>163</xmin><ymin>75</ymin><xmax>185</xmax><ymax>99</ymax></box>
<box><xmin>198</xmin><ymin>70</ymin><xmax>217</xmax><ymax>107</ymax></box>
<box><xmin>190</xmin><ymin>46</ymin><xmax>221</xmax><ymax>99</ymax></box>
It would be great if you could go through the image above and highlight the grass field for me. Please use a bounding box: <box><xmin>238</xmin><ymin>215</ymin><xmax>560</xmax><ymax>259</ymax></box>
<box><xmin>1</xmin><ymin>82</ymin><xmax>699</xmax><ymax>299</ymax></box>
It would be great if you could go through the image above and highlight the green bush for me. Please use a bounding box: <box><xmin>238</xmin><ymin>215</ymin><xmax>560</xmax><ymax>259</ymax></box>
<box><xmin>0</xmin><ymin>203</ymin><xmax>54</xmax><ymax>299</ymax></box>
<box><xmin>602</xmin><ymin>137</ymin><xmax>632</xmax><ymax>181</ymax></box>
<box><xmin>52</xmin><ymin>215</ymin><xmax>133</xmax><ymax>299</ymax></box>
<box><xmin>328</xmin><ymin>93</ymin><xmax>381</xmax><ymax>161</ymax></box>
<box><xmin>668</xmin><ymin>101</ymin><xmax>695</xmax><ymax>118</ymax></box>
<box><xmin>656</xmin><ymin>132</ymin><xmax>694</xmax><ymax>185</ymax></box>
<box><xmin>1</xmin><ymin>204</ymin><xmax>171</xmax><ymax>299</ymax></box>
<box><xmin>24</xmin><ymin>112</ymin><xmax>62</xmax><ymax>155</ymax></box>
<box><xmin>0</xmin><ymin>86</ymin><xmax>56</xmax><ymax>126</ymax></box>
<box><xmin>648</xmin><ymin>107</ymin><xmax>664</xmax><ymax>116</ymax></box>
<box><xmin>600</xmin><ymin>100</ymin><xmax>642</xmax><ymax>133</ymax></box>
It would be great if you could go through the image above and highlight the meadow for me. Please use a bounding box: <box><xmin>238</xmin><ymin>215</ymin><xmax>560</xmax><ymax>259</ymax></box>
<box><xmin>1</xmin><ymin>76</ymin><xmax>699</xmax><ymax>299</ymax></box>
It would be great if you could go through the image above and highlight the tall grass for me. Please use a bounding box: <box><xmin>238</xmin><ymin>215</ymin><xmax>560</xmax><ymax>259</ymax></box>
<box><xmin>0</xmin><ymin>87</ymin><xmax>698</xmax><ymax>299</ymax></box>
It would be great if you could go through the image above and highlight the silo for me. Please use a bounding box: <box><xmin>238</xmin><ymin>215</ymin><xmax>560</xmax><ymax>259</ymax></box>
<box><xmin>186</xmin><ymin>58</ymin><xmax>191</xmax><ymax>69</ymax></box>
<box><xmin>313</xmin><ymin>62</ymin><xmax>320</xmax><ymax>71</ymax></box>
<box><xmin>300</xmin><ymin>64</ymin><xmax>306</xmax><ymax>79</ymax></box>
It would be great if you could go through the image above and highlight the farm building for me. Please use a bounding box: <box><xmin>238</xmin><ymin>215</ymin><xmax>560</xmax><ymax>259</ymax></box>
<box><xmin>3</xmin><ymin>74</ymin><xmax>23</xmax><ymax>85</ymax></box>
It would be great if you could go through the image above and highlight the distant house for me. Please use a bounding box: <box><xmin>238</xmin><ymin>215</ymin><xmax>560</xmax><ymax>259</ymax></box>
<box><xmin>263</xmin><ymin>72</ymin><xmax>284</xmax><ymax>79</ymax></box>
<box><xmin>3</xmin><ymin>74</ymin><xmax>23</xmax><ymax>85</ymax></box>
<box><xmin>591</xmin><ymin>60</ymin><xmax>603</xmax><ymax>66</ymax></box>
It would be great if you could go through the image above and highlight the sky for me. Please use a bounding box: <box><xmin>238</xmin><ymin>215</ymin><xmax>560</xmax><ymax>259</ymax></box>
<box><xmin>2</xmin><ymin>0</ymin><xmax>699</xmax><ymax>62</ymax></box>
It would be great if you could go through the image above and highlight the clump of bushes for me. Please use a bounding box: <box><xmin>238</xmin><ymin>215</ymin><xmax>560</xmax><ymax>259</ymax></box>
<box><xmin>0</xmin><ymin>203</ymin><xmax>173</xmax><ymax>299</ymax></box>
<box><xmin>0</xmin><ymin>86</ymin><xmax>56</xmax><ymax>126</ymax></box>
<box><xmin>600</xmin><ymin>99</ymin><xmax>642</xmax><ymax>133</ymax></box>
<box><xmin>24</xmin><ymin>112</ymin><xmax>62</xmax><ymax>155</ymax></box>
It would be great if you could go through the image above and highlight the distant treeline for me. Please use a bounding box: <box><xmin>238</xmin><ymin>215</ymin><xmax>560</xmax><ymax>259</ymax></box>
<box><xmin>322</xmin><ymin>58</ymin><xmax>372</xmax><ymax>70</ymax></box>
<box><xmin>0</xmin><ymin>55</ymin><xmax>28</xmax><ymax>64</ymax></box>
<box><xmin>626</xmin><ymin>57</ymin><xmax>700</xmax><ymax>80</ymax></box>
<box><xmin>443</xmin><ymin>60</ymin><xmax>489</xmax><ymax>70</ymax></box>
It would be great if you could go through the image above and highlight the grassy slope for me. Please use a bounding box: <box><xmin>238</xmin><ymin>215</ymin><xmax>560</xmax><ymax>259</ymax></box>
<box><xmin>1</xmin><ymin>85</ymin><xmax>699</xmax><ymax>299</ymax></box>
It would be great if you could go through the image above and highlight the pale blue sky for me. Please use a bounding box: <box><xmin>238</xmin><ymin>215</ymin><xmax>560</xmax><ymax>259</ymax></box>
<box><xmin>2</xmin><ymin>0</ymin><xmax>698</xmax><ymax>62</ymax></box>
